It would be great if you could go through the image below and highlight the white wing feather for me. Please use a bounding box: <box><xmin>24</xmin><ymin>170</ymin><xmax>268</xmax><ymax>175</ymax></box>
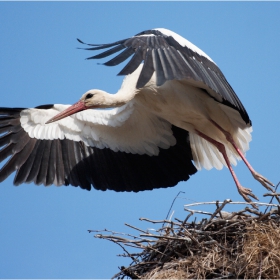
<box><xmin>189</xmin><ymin>125</ymin><xmax>252</xmax><ymax>171</ymax></box>
<box><xmin>20</xmin><ymin>101</ymin><xmax>176</xmax><ymax>156</ymax></box>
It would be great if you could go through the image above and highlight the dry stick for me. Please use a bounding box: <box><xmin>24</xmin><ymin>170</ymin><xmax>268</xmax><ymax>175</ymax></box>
<box><xmin>245</xmin><ymin>207</ymin><xmax>262</xmax><ymax>216</ymax></box>
<box><xmin>145</xmin><ymin>245</ymin><xmax>167</xmax><ymax>257</ymax></box>
<box><xmin>125</xmin><ymin>223</ymin><xmax>149</xmax><ymax>234</ymax></box>
<box><xmin>203</xmin><ymin>199</ymin><xmax>232</xmax><ymax>229</ymax></box>
<box><xmin>109</xmin><ymin>238</ymin><xmax>138</xmax><ymax>263</ymax></box>
<box><xmin>89</xmin><ymin>228</ymin><xmax>137</xmax><ymax>237</ymax></box>
<box><xmin>111</xmin><ymin>264</ymin><xmax>140</xmax><ymax>280</ymax></box>
<box><xmin>175</xmin><ymin>210</ymin><xmax>194</xmax><ymax>225</ymax></box>
<box><xmin>186</xmin><ymin>201</ymin><xmax>280</xmax><ymax>208</ymax></box>
<box><xmin>177</xmin><ymin>224</ymin><xmax>201</xmax><ymax>245</ymax></box>
<box><xmin>223</xmin><ymin>208</ymin><xmax>251</xmax><ymax>220</ymax></box>
<box><xmin>185</xmin><ymin>209</ymin><xmax>214</xmax><ymax>216</ymax></box>
<box><xmin>92</xmin><ymin>228</ymin><xmax>148</xmax><ymax>242</ymax></box>
<box><xmin>216</xmin><ymin>200</ymin><xmax>224</xmax><ymax>218</ymax></box>
<box><xmin>118</xmin><ymin>243</ymin><xmax>147</xmax><ymax>250</ymax></box>
<box><xmin>118</xmin><ymin>252</ymin><xmax>144</xmax><ymax>257</ymax></box>
<box><xmin>177</xmin><ymin>211</ymin><xmax>195</xmax><ymax>235</ymax></box>
<box><xmin>116</xmin><ymin>260</ymin><xmax>164</xmax><ymax>278</ymax></box>
<box><xmin>263</xmin><ymin>192</ymin><xmax>280</xmax><ymax>197</ymax></box>
<box><xmin>95</xmin><ymin>234</ymin><xmax>154</xmax><ymax>245</ymax></box>
<box><xmin>144</xmin><ymin>246</ymin><xmax>166</xmax><ymax>269</ymax></box>
<box><xmin>214</xmin><ymin>221</ymin><xmax>246</xmax><ymax>235</ymax></box>
<box><xmin>163</xmin><ymin>191</ymin><xmax>185</xmax><ymax>227</ymax></box>
<box><xmin>117</xmin><ymin>247</ymin><xmax>160</xmax><ymax>277</ymax></box>
<box><xmin>203</xmin><ymin>220</ymin><xmax>242</xmax><ymax>234</ymax></box>
<box><xmin>140</xmin><ymin>233</ymin><xmax>192</xmax><ymax>242</ymax></box>
<box><xmin>158</xmin><ymin>239</ymin><xmax>172</xmax><ymax>264</ymax></box>
<box><xmin>264</xmin><ymin>181</ymin><xmax>280</xmax><ymax>214</ymax></box>
<box><xmin>139</xmin><ymin>217</ymin><xmax>182</xmax><ymax>226</ymax></box>
<box><xmin>258</xmin><ymin>208</ymin><xmax>279</xmax><ymax>222</ymax></box>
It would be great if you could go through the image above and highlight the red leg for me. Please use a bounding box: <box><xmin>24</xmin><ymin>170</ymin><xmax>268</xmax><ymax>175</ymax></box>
<box><xmin>209</xmin><ymin>120</ymin><xmax>274</xmax><ymax>191</ymax></box>
<box><xmin>195</xmin><ymin>129</ymin><xmax>259</xmax><ymax>206</ymax></box>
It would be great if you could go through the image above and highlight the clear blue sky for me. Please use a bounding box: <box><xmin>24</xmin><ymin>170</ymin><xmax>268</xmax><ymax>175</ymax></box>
<box><xmin>1</xmin><ymin>2</ymin><xmax>280</xmax><ymax>279</ymax></box>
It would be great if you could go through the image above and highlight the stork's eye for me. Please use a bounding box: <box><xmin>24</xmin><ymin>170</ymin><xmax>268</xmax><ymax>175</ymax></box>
<box><xmin>85</xmin><ymin>93</ymin><xmax>94</xmax><ymax>99</ymax></box>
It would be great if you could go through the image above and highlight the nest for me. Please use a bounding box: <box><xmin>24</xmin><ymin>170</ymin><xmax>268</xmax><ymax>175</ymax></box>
<box><xmin>90</xmin><ymin>197</ymin><xmax>280</xmax><ymax>279</ymax></box>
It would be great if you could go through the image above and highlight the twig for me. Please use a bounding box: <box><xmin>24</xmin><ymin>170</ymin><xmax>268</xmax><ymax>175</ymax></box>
<box><xmin>176</xmin><ymin>224</ymin><xmax>201</xmax><ymax>245</ymax></box>
<box><xmin>125</xmin><ymin>223</ymin><xmax>149</xmax><ymax>234</ymax></box>
<box><xmin>264</xmin><ymin>181</ymin><xmax>280</xmax><ymax>214</ymax></box>
<box><xmin>177</xmin><ymin>212</ymin><xmax>194</xmax><ymax>235</ymax></box>
<box><xmin>139</xmin><ymin>217</ymin><xmax>181</xmax><ymax>226</ymax></box>
<box><xmin>176</xmin><ymin>210</ymin><xmax>194</xmax><ymax>226</ymax></box>
<box><xmin>184</xmin><ymin>201</ymin><xmax>279</xmax><ymax>208</ymax></box>
<box><xmin>164</xmin><ymin>191</ymin><xmax>185</xmax><ymax>224</ymax></box>
<box><xmin>185</xmin><ymin>209</ymin><xmax>214</xmax><ymax>216</ymax></box>
<box><xmin>258</xmin><ymin>208</ymin><xmax>279</xmax><ymax>222</ymax></box>
<box><xmin>110</xmin><ymin>238</ymin><xmax>138</xmax><ymax>263</ymax></box>
<box><xmin>263</xmin><ymin>192</ymin><xmax>280</xmax><ymax>197</ymax></box>
<box><xmin>203</xmin><ymin>199</ymin><xmax>232</xmax><ymax>230</ymax></box>
<box><xmin>140</xmin><ymin>233</ymin><xmax>192</xmax><ymax>242</ymax></box>
<box><xmin>95</xmin><ymin>234</ymin><xmax>154</xmax><ymax>245</ymax></box>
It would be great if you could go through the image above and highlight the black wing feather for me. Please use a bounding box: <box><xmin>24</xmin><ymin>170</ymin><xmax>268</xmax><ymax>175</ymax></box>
<box><xmin>137</xmin><ymin>48</ymin><xmax>154</xmax><ymax>88</ymax></box>
<box><xmin>87</xmin><ymin>44</ymin><xmax>125</xmax><ymax>60</ymax></box>
<box><xmin>14</xmin><ymin>139</ymin><xmax>41</xmax><ymax>185</ymax></box>
<box><xmin>118</xmin><ymin>47</ymin><xmax>143</xmax><ymax>76</ymax></box>
<box><xmin>54</xmin><ymin>139</ymin><xmax>65</xmax><ymax>186</ymax></box>
<box><xmin>25</xmin><ymin>140</ymin><xmax>46</xmax><ymax>184</ymax></box>
<box><xmin>0</xmin><ymin>107</ymin><xmax>197</xmax><ymax>191</ymax></box>
<box><xmin>46</xmin><ymin>141</ymin><xmax>57</xmax><ymax>186</ymax></box>
<box><xmin>36</xmin><ymin>140</ymin><xmax>52</xmax><ymax>185</ymax></box>
<box><xmin>103</xmin><ymin>47</ymin><xmax>135</xmax><ymax>66</ymax></box>
<box><xmin>0</xmin><ymin>137</ymin><xmax>35</xmax><ymax>183</ymax></box>
<box><xmin>152</xmin><ymin>49</ymin><xmax>165</xmax><ymax>86</ymax></box>
<box><xmin>64</xmin><ymin>140</ymin><xmax>80</xmax><ymax>187</ymax></box>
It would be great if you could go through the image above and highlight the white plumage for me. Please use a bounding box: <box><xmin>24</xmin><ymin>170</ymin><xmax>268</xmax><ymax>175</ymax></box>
<box><xmin>0</xmin><ymin>28</ymin><xmax>273</xmax><ymax>204</ymax></box>
<box><xmin>155</xmin><ymin>28</ymin><xmax>214</xmax><ymax>62</ymax></box>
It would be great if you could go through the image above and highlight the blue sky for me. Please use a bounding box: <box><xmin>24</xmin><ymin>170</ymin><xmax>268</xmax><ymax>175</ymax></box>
<box><xmin>1</xmin><ymin>2</ymin><xmax>280</xmax><ymax>279</ymax></box>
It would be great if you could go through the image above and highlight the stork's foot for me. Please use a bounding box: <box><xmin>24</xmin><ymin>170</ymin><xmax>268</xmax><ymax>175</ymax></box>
<box><xmin>237</xmin><ymin>185</ymin><xmax>259</xmax><ymax>209</ymax></box>
<box><xmin>252</xmin><ymin>171</ymin><xmax>274</xmax><ymax>191</ymax></box>
<box><xmin>239</xmin><ymin>187</ymin><xmax>259</xmax><ymax>209</ymax></box>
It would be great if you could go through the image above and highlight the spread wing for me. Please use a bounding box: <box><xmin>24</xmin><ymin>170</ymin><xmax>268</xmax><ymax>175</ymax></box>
<box><xmin>0</xmin><ymin>103</ymin><xmax>197</xmax><ymax>191</ymax></box>
<box><xmin>79</xmin><ymin>28</ymin><xmax>250</xmax><ymax>124</ymax></box>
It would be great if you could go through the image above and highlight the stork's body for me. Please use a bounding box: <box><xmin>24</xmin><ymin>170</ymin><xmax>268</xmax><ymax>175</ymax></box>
<box><xmin>0</xmin><ymin>28</ymin><xmax>273</xmax><ymax>204</ymax></box>
<box><xmin>112</xmin><ymin>65</ymin><xmax>251</xmax><ymax>171</ymax></box>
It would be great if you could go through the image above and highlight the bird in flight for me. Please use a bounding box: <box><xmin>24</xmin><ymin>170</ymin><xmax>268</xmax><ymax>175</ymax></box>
<box><xmin>0</xmin><ymin>28</ymin><xmax>273</xmax><ymax>204</ymax></box>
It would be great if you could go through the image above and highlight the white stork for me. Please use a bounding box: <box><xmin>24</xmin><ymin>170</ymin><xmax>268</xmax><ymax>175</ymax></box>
<box><xmin>0</xmin><ymin>28</ymin><xmax>273</xmax><ymax>204</ymax></box>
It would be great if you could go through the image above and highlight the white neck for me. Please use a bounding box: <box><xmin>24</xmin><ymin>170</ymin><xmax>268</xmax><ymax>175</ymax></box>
<box><xmin>109</xmin><ymin>92</ymin><xmax>132</xmax><ymax>107</ymax></box>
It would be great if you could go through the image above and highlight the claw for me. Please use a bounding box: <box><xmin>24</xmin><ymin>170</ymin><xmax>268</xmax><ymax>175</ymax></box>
<box><xmin>237</xmin><ymin>185</ymin><xmax>259</xmax><ymax>209</ymax></box>
<box><xmin>252</xmin><ymin>171</ymin><xmax>274</xmax><ymax>191</ymax></box>
<box><xmin>250</xmin><ymin>203</ymin><xmax>259</xmax><ymax>210</ymax></box>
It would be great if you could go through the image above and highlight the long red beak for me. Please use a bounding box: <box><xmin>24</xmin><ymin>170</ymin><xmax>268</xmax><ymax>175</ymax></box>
<box><xmin>46</xmin><ymin>100</ymin><xmax>87</xmax><ymax>124</ymax></box>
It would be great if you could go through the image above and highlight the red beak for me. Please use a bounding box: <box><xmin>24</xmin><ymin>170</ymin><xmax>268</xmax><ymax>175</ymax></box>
<box><xmin>46</xmin><ymin>100</ymin><xmax>87</xmax><ymax>124</ymax></box>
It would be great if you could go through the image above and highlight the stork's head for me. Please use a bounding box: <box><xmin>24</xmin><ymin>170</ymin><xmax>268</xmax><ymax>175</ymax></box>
<box><xmin>45</xmin><ymin>89</ymin><xmax>107</xmax><ymax>124</ymax></box>
<box><xmin>81</xmin><ymin>89</ymin><xmax>108</xmax><ymax>108</ymax></box>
